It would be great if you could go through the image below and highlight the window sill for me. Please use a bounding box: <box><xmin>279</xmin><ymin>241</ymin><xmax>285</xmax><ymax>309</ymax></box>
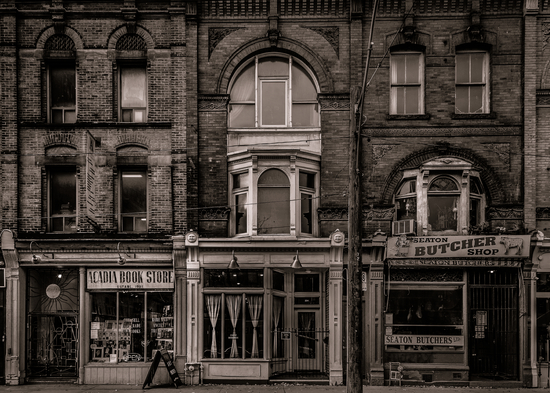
<box><xmin>20</xmin><ymin>121</ymin><xmax>172</xmax><ymax>128</ymax></box>
<box><xmin>451</xmin><ymin>112</ymin><xmax>496</xmax><ymax>120</ymax></box>
<box><xmin>386</xmin><ymin>114</ymin><xmax>430</xmax><ymax>121</ymax></box>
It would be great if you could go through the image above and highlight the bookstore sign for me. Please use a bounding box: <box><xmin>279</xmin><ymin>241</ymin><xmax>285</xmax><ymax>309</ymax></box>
<box><xmin>87</xmin><ymin>268</ymin><xmax>174</xmax><ymax>290</ymax></box>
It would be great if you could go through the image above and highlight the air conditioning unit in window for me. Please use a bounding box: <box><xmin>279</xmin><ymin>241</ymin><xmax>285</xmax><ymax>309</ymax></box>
<box><xmin>392</xmin><ymin>219</ymin><xmax>416</xmax><ymax>236</ymax></box>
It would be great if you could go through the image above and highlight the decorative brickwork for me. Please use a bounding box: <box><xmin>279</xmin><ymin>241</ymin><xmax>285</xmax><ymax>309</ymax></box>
<box><xmin>302</xmin><ymin>26</ymin><xmax>339</xmax><ymax>57</ymax></box>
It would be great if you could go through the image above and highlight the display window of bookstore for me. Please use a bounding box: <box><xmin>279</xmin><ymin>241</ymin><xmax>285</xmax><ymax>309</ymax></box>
<box><xmin>87</xmin><ymin>268</ymin><xmax>174</xmax><ymax>364</ymax></box>
<box><xmin>537</xmin><ymin>271</ymin><xmax>550</xmax><ymax>362</ymax></box>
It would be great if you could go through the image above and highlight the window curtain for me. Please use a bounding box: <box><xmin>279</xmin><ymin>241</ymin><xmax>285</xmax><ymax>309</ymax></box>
<box><xmin>247</xmin><ymin>295</ymin><xmax>263</xmax><ymax>358</ymax></box>
<box><xmin>230</xmin><ymin>65</ymin><xmax>255</xmax><ymax>121</ymax></box>
<box><xmin>273</xmin><ymin>297</ymin><xmax>283</xmax><ymax>358</ymax></box>
<box><xmin>205</xmin><ymin>295</ymin><xmax>221</xmax><ymax>358</ymax></box>
<box><xmin>226</xmin><ymin>295</ymin><xmax>242</xmax><ymax>358</ymax></box>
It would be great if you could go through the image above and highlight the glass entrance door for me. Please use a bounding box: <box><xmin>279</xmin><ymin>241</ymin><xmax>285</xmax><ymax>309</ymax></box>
<box><xmin>293</xmin><ymin>310</ymin><xmax>321</xmax><ymax>372</ymax></box>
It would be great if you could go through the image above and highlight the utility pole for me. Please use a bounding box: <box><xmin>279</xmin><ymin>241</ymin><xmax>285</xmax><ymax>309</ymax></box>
<box><xmin>347</xmin><ymin>1</ymin><xmax>379</xmax><ymax>392</ymax></box>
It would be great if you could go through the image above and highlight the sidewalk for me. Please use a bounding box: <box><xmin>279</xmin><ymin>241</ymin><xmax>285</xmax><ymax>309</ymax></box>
<box><xmin>2</xmin><ymin>383</ymin><xmax>550</xmax><ymax>393</ymax></box>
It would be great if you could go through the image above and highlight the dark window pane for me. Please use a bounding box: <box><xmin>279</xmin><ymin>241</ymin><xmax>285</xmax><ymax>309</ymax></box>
<box><xmin>273</xmin><ymin>271</ymin><xmax>284</xmax><ymax>291</ymax></box>
<box><xmin>261</xmin><ymin>81</ymin><xmax>286</xmax><ymax>126</ymax></box>
<box><xmin>229</xmin><ymin>104</ymin><xmax>255</xmax><ymax>127</ymax></box>
<box><xmin>386</xmin><ymin>287</ymin><xmax>463</xmax><ymax>325</ymax></box>
<box><xmin>292</xmin><ymin>103</ymin><xmax>318</xmax><ymax>126</ymax></box>
<box><xmin>470</xmin><ymin>198</ymin><xmax>480</xmax><ymax>227</ymax></box>
<box><xmin>301</xmin><ymin>193</ymin><xmax>312</xmax><ymax>234</ymax></box>
<box><xmin>51</xmin><ymin>169</ymin><xmax>76</xmax><ymax>216</ymax></box>
<box><xmin>121</xmin><ymin>67</ymin><xmax>146</xmax><ymax>108</ymax></box>
<box><xmin>292</xmin><ymin>63</ymin><xmax>317</xmax><ymax>100</ymax></box>
<box><xmin>396</xmin><ymin>197</ymin><xmax>416</xmax><ymax>220</ymax></box>
<box><xmin>299</xmin><ymin>172</ymin><xmax>315</xmax><ymax>189</ymax></box>
<box><xmin>295</xmin><ymin>274</ymin><xmax>319</xmax><ymax>292</ymax></box>
<box><xmin>50</xmin><ymin>66</ymin><xmax>75</xmax><ymax>107</ymax></box>
<box><xmin>456</xmin><ymin>54</ymin><xmax>470</xmax><ymax>83</ymax></box>
<box><xmin>428</xmin><ymin>196</ymin><xmax>458</xmax><ymax>231</ymax></box>
<box><xmin>52</xmin><ymin>109</ymin><xmax>64</xmax><ymax>124</ymax></box>
<box><xmin>236</xmin><ymin>193</ymin><xmax>247</xmax><ymax>234</ymax></box>
<box><xmin>122</xmin><ymin>216</ymin><xmax>134</xmax><ymax>232</ymax></box>
<box><xmin>121</xmin><ymin>171</ymin><xmax>146</xmax><ymax>214</ymax></box>
<box><xmin>204</xmin><ymin>269</ymin><xmax>264</xmax><ymax>287</ymax></box>
<box><xmin>122</xmin><ymin>109</ymin><xmax>133</xmax><ymax>122</ymax></box>
<box><xmin>51</xmin><ymin>217</ymin><xmax>64</xmax><ymax>232</ymax></box>
<box><xmin>258</xmin><ymin>57</ymin><xmax>289</xmax><ymax>77</ymax></box>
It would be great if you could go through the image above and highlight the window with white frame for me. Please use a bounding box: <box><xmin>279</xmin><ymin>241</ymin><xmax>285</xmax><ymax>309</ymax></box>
<box><xmin>229</xmin><ymin>154</ymin><xmax>319</xmax><ymax>237</ymax></box>
<box><xmin>49</xmin><ymin>62</ymin><xmax>76</xmax><ymax>124</ymax></box>
<box><xmin>390</xmin><ymin>51</ymin><xmax>424</xmax><ymax>115</ymax></box>
<box><xmin>455</xmin><ymin>50</ymin><xmax>489</xmax><ymax>114</ymax></box>
<box><xmin>49</xmin><ymin>166</ymin><xmax>77</xmax><ymax>232</ymax></box>
<box><xmin>203</xmin><ymin>269</ymin><xmax>265</xmax><ymax>360</ymax></box>
<box><xmin>228</xmin><ymin>55</ymin><xmax>320</xmax><ymax>128</ymax></box>
<box><xmin>120</xmin><ymin>65</ymin><xmax>147</xmax><ymax>122</ymax></box>
<box><xmin>119</xmin><ymin>169</ymin><xmax>147</xmax><ymax>232</ymax></box>
<box><xmin>393</xmin><ymin>160</ymin><xmax>486</xmax><ymax>235</ymax></box>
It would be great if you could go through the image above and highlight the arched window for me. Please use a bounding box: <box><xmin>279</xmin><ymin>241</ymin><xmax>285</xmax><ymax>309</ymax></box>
<box><xmin>229</xmin><ymin>55</ymin><xmax>320</xmax><ymax>128</ymax></box>
<box><xmin>45</xmin><ymin>35</ymin><xmax>76</xmax><ymax>124</ymax></box>
<box><xmin>257</xmin><ymin>169</ymin><xmax>290</xmax><ymax>234</ymax></box>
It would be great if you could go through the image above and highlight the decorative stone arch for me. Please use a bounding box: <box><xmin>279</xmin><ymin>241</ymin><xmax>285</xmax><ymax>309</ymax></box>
<box><xmin>115</xmin><ymin>133</ymin><xmax>150</xmax><ymax>150</ymax></box>
<box><xmin>35</xmin><ymin>25</ymin><xmax>84</xmax><ymax>50</ymax></box>
<box><xmin>107</xmin><ymin>25</ymin><xmax>155</xmax><ymax>51</ymax></box>
<box><xmin>216</xmin><ymin>36</ymin><xmax>334</xmax><ymax>94</ymax></box>
<box><xmin>381</xmin><ymin>144</ymin><xmax>504</xmax><ymax>205</ymax></box>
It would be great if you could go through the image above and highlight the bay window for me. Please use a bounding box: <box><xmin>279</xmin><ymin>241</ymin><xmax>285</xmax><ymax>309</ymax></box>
<box><xmin>229</xmin><ymin>153</ymin><xmax>320</xmax><ymax>237</ymax></box>
<box><xmin>393</xmin><ymin>160</ymin><xmax>486</xmax><ymax>235</ymax></box>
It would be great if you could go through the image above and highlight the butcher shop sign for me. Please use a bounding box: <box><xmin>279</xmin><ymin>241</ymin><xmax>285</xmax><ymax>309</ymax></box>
<box><xmin>388</xmin><ymin>235</ymin><xmax>530</xmax><ymax>258</ymax></box>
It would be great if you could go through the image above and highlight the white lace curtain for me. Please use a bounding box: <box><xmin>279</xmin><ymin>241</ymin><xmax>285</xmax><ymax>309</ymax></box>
<box><xmin>247</xmin><ymin>295</ymin><xmax>263</xmax><ymax>358</ymax></box>
<box><xmin>205</xmin><ymin>295</ymin><xmax>221</xmax><ymax>358</ymax></box>
<box><xmin>226</xmin><ymin>295</ymin><xmax>242</xmax><ymax>358</ymax></box>
<box><xmin>273</xmin><ymin>297</ymin><xmax>283</xmax><ymax>358</ymax></box>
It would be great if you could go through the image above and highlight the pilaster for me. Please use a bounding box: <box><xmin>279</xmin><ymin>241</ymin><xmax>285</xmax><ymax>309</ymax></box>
<box><xmin>185</xmin><ymin>231</ymin><xmax>200</xmax><ymax>384</ymax></box>
<box><xmin>328</xmin><ymin>229</ymin><xmax>345</xmax><ymax>385</ymax></box>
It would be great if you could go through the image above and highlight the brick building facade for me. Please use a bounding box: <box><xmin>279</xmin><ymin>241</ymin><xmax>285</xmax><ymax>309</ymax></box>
<box><xmin>0</xmin><ymin>0</ymin><xmax>548</xmax><ymax>388</ymax></box>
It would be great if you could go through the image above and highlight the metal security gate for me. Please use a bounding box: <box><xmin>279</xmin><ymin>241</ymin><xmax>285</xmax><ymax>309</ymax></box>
<box><xmin>469</xmin><ymin>270</ymin><xmax>518</xmax><ymax>380</ymax></box>
<box><xmin>28</xmin><ymin>314</ymin><xmax>79</xmax><ymax>378</ymax></box>
<box><xmin>26</xmin><ymin>268</ymin><xmax>79</xmax><ymax>380</ymax></box>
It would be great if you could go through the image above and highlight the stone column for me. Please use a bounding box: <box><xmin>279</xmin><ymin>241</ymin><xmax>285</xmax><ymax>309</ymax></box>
<box><xmin>328</xmin><ymin>229</ymin><xmax>345</xmax><ymax>385</ymax></box>
<box><xmin>173</xmin><ymin>235</ymin><xmax>187</xmax><ymax>375</ymax></box>
<box><xmin>185</xmin><ymin>231</ymin><xmax>200</xmax><ymax>384</ymax></box>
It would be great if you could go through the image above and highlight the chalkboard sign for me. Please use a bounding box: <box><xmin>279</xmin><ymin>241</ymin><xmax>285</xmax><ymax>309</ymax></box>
<box><xmin>142</xmin><ymin>349</ymin><xmax>183</xmax><ymax>389</ymax></box>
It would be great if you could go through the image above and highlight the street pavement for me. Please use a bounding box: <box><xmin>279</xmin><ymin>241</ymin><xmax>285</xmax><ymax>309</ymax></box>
<box><xmin>3</xmin><ymin>383</ymin><xmax>550</xmax><ymax>393</ymax></box>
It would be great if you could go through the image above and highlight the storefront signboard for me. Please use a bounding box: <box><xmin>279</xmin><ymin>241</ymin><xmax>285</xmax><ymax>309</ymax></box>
<box><xmin>87</xmin><ymin>268</ymin><xmax>174</xmax><ymax>290</ymax></box>
<box><xmin>385</xmin><ymin>334</ymin><xmax>464</xmax><ymax>346</ymax></box>
<box><xmin>388</xmin><ymin>235</ymin><xmax>530</xmax><ymax>258</ymax></box>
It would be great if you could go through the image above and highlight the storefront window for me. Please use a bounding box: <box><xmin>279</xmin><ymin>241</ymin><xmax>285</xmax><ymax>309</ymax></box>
<box><xmin>90</xmin><ymin>291</ymin><xmax>173</xmax><ymax>363</ymax></box>
<box><xmin>203</xmin><ymin>269</ymin><xmax>264</xmax><ymax>360</ymax></box>
<box><xmin>385</xmin><ymin>283</ymin><xmax>464</xmax><ymax>353</ymax></box>
<box><xmin>537</xmin><ymin>273</ymin><xmax>550</xmax><ymax>361</ymax></box>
